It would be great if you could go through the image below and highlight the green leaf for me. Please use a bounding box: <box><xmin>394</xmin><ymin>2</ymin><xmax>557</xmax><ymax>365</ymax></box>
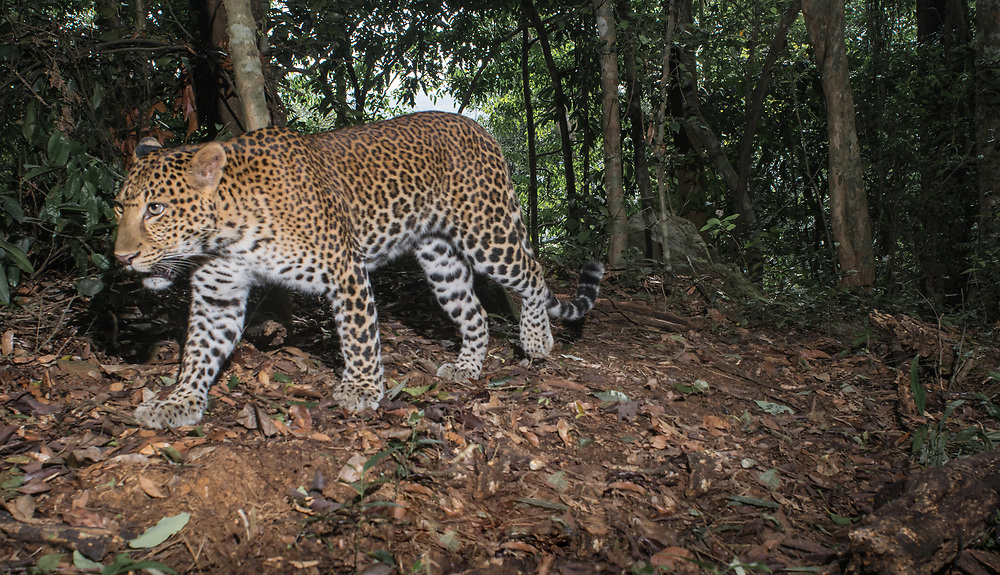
<box><xmin>674</xmin><ymin>379</ymin><xmax>709</xmax><ymax>394</ymax></box>
<box><xmin>938</xmin><ymin>399</ymin><xmax>965</xmax><ymax>428</ymax></box>
<box><xmin>362</xmin><ymin>448</ymin><xmax>396</xmax><ymax>473</ymax></box>
<box><xmin>828</xmin><ymin>511</ymin><xmax>860</xmax><ymax>525</ymax></box>
<box><xmin>74</xmin><ymin>277</ymin><xmax>105</xmax><ymax>297</ymax></box>
<box><xmin>34</xmin><ymin>553</ymin><xmax>64</xmax><ymax>573</ymax></box>
<box><xmin>128</xmin><ymin>512</ymin><xmax>190</xmax><ymax>548</ymax></box>
<box><xmin>546</xmin><ymin>470</ymin><xmax>570</xmax><ymax>492</ymax></box>
<box><xmin>0</xmin><ymin>240</ymin><xmax>34</xmax><ymax>273</ymax></box>
<box><xmin>0</xmin><ymin>265</ymin><xmax>9</xmax><ymax>304</ymax></box>
<box><xmin>593</xmin><ymin>389</ymin><xmax>629</xmax><ymax>403</ymax></box>
<box><xmin>273</xmin><ymin>372</ymin><xmax>291</xmax><ymax>383</ymax></box>
<box><xmin>47</xmin><ymin>131</ymin><xmax>70</xmax><ymax>167</ymax></box>
<box><xmin>22</xmin><ymin>102</ymin><xmax>36</xmax><ymax>142</ymax></box>
<box><xmin>728</xmin><ymin>495</ymin><xmax>780</xmax><ymax>509</ymax></box>
<box><xmin>758</xmin><ymin>468</ymin><xmax>780</xmax><ymax>489</ymax></box>
<box><xmin>755</xmin><ymin>400</ymin><xmax>794</xmax><ymax>415</ymax></box>
<box><xmin>516</xmin><ymin>497</ymin><xmax>569</xmax><ymax>511</ymax></box>
<box><xmin>910</xmin><ymin>355</ymin><xmax>926</xmax><ymax>415</ymax></box>
<box><xmin>402</xmin><ymin>384</ymin><xmax>432</xmax><ymax>397</ymax></box>
<box><xmin>102</xmin><ymin>553</ymin><xmax>178</xmax><ymax>575</ymax></box>
<box><xmin>72</xmin><ymin>550</ymin><xmax>103</xmax><ymax>571</ymax></box>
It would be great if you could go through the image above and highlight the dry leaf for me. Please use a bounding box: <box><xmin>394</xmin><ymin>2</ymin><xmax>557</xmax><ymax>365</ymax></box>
<box><xmin>556</xmin><ymin>418</ymin><xmax>573</xmax><ymax>447</ymax></box>
<box><xmin>607</xmin><ymin>481</ymin><xmax>646</xmax><ymax>495</ymax></box>
<box><xmin>403</xmin><ymin>483</ymin><xmax>434</xmax><ymax>497</ymax></box>
<box><xmin>702</xmin><ymin>415</ymin><xmax>730</xmax><ymax>430</ymax></box>
<box><xmin>236</xmin><ymin>403</ymin><xmax>258</xmax><ymax>429</ymax></box>
<box><xmin>6</xmin><ymin>494</ymin><xmax>35</xmax><ymax>522</ymax></box>
<box><xmin>1</xmin><ymin>329</ymin><xmax>13</xmax><ymax>356</ymax></box>
<box><xmin>62</xmin><ymin>507</ymin><xmax>107</xmax><ymax>528</ymax></box>
<box><xmin>651</xmin><ymin>546</ymin><xmax>696</xmax><ymax>571</ymax></box>
<box><xmin>288</xmin><ymin>404</ymin><xmax>312</xmax><ymax>430</ymax></box>
<box><xmin>500</xmin><ymin>541</ymin><xmax>539</xmax><ymax>553</ymax></box>
<box><xmin>138</xmin><ymin>475</ymin><xmax>166</xmax><ymax>498</ymax></box>
<box><xmin>338</xmin><ymin>454</ymin><xmax>367</xmax><ymax>483</ymax></box>
<box><xmin>650</xmin><ymin>436</ymin><xmax>670</xmax><ymax>449</ymax></box>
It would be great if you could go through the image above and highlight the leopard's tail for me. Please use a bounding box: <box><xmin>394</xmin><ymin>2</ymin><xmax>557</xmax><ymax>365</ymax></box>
<box><xmin>546</xmin><ymin>260</ymin><xmax>605</xmax><ymax>321</ymax></box>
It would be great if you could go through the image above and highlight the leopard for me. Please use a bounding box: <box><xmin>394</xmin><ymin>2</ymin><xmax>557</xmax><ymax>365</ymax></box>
<box><xmin>113</xmin><ymin>111</ymin><xmax>605</xmax><ymax>429</ymax></box>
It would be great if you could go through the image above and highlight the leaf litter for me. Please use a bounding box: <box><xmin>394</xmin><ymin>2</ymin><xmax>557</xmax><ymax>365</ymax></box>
<box><xmin>1</xmin><ymin>271</ymin><xmax>999</xmax><ymax>573</ymax></box>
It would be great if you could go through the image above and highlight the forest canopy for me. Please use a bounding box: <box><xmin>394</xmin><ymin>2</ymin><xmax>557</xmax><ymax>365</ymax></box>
<box><xmin>2</xmin><ymin>0</ymin><xmax>999</xmax><ymax>322</ymax></box>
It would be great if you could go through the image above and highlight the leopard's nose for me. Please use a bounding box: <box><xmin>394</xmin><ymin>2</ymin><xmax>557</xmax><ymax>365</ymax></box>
<box><xmin>116</xmin><ymin>252</ymin><xmax>138</xmax><ymax>265</ymax></box>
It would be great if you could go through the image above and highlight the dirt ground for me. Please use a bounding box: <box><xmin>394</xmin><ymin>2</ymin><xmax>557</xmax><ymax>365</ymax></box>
<box><xmin>2</xmin><ymin>265</ymin><xmax>999</xmax><ymax>574</ymax></box>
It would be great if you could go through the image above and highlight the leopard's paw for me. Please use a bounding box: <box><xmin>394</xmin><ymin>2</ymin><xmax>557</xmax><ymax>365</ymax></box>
<box><xmin>436</xmin><ymin>363</ymin><xmax>481</xmax><ymax>382</ymax></box>
<box><xmin>134</xmin><ymin>399</ymin><xmax>204</xmax><ymax>429</ymax></box>
<box><xmin>332</xmin><ymin>382</ymin><xmax>382</xmax><ymax>412</ymax></box>
<box><xmin>521</xmin><ymin>331</ymin><xmax>554</xmax><ymax>359</ymax></box>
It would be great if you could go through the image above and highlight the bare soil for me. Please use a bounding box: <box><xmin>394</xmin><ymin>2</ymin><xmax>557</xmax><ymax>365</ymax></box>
<box><xmin>2</xmin><ymin>267</ymin><xmax>999</xmax><ymax>574</ymax></box>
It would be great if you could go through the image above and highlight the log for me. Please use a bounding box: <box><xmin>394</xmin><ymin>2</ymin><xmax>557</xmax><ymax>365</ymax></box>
<box><xmin>846</xmin><ymin>447</ymin><xmax>1000</xmax><ymax>574</ymax></box>
<box><xmin>0</xmin><ymin>510</ymin><xmax>123</xmax><ymax>560</ymax></box>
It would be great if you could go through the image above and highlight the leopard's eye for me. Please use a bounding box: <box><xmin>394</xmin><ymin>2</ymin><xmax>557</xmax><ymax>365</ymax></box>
<box><xmin>112</xmin><ymin>200</ymin><xmax>124</xmax><ymax>217</ymax></box>
<box><xmin>145</xmin><ymin>202</ymin><xmax>166</xmax><ymax>218</ymax></box>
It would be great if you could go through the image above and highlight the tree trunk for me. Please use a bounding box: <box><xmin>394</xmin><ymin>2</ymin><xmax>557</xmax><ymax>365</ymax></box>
<box><xmin>619</xmin><ymin>0</ymin><xmax>656</xmax><ymax>259</ymax></box>
<box><xmin>735</xmin><ymin>0</ymin><xmax>800</xmax><ymax>246</ymax></box>
<box><xmin>801</xmin><ymin>0</ymin><xmax>876</xmax><ymax>288</ymax></box>
<box><xmin>652</xmin><ymin>2</ymin><xmax>678</xmax><ymax>272</ymax></box>
<box><xmin>594</xmin><ymin>0</ymin><xmax>626</xmax><ymax>267</ymax></box>
<box><xmin>977</xmin><ymin>0</ymin><xmax>1000</xmax><ymax>256</ymax></box>
<box><xmin>223</xmin><ymin>0</ymin><xmax>269</xmax><ymax>132</ymax></box>
<box><xmin>522</xmin><ymin>0</ymin><xmax>579</xmax><ymax>230</ymax></box>
<box><xmin>522</xmin><ymin>24</ymin><xmax>540</xmax><ymax>254</ymax></box>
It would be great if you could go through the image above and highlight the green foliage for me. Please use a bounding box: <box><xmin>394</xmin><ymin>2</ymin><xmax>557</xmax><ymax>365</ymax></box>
<box><xmin>0</xmin><ymin>0</ymin><xmax>997</xmax><ymax>325</ymax></box>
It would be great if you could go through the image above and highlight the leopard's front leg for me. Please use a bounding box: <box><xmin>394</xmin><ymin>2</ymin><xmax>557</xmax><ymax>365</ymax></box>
<box><xmin>329</xmin><ymin>262</ymin><xmax>384</xmax><ymax>411</ymax></box>
<box><xmin>134</xmin><ymin>261</ymin><xmax>251</xmax><ymax>429</ymax></box>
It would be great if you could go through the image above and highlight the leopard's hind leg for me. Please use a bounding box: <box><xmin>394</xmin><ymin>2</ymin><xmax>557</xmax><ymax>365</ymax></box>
<box><xmin>415</xmin><ymin>236</ymin><xmax>490</xmax><ymax>381</ymax></box>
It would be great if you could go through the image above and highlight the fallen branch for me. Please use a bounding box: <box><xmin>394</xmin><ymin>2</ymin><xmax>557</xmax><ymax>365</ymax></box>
<box><xmin>0</xmin><ymin>510</ymin><xmax>123</xmax><ymax>560</ymax></box>
<box><xmin>845</xmin><ymin>447</ymin><xmax>1000</xmax><ymax>574</ymax></box>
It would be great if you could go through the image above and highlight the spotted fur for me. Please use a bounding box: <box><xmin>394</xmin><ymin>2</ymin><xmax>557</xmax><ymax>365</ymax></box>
<box><xmin>114</xmin><ymin>112</ymin><xmax>604</xmax><ymax>429</ymax></box>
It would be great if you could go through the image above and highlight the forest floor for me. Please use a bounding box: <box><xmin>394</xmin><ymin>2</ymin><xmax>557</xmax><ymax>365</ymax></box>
<box><xmin>2</xmin><ymin>264</ymin><xmax>1000</xmax><ymax>575</ymax></box>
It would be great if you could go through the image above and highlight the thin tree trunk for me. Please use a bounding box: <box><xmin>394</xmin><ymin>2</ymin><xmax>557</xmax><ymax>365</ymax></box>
<box><xmin>522</xmin><ymin>24</ymin><xmax>540</xmax><ymax>254</ymax></box>
<box><xmin>619</xmin><ymin>0</ymin><xmax>656</xmax><ymax>259</ymax></box>
<box><xmin>653</xmin><ymin>2</ymin><xmax>677</xmax><ymax>272</ymax></box>
<box><xmin>594</xmin><ymin>0</ymin><xmax>627</xmax><ymax>267</ymax></box>
<box><xmin>802</xmin><ymin>0</ymin><xmax>876</xmax><ymax>287</ymax></box>
<box><xmin>223</xmin><ymin>0</ymin><xmax>269</xmax><ymax>131</ymax></box>
<box><xmin>522</xmin><ymin>0</ymin><xmax>579</xmax><ymax>228</ymax></box>
<box><xmin>977</xmin><ymin>0</ymin><xmax>1000</xmax><ymax>251</ymax></box>
<box><xmin>735</xmin><ymin>0</ymin><xmax>800</xmax><ymax>236</ymax></box>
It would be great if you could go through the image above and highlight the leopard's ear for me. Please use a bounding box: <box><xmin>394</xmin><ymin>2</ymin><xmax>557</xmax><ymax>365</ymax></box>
<box><xmin>188</xmin><ymin>142</ymin><xmax>227</xmax><ymax>191</ymax></box>
<box><xmin>134</xmin><ymin>137</ymin><xmax>162</xmax><ymax>159</ymax></box>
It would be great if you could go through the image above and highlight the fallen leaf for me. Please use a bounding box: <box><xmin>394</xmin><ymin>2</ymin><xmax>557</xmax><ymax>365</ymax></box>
<box><xmin>5</xmin><ymin>494</ymin><xmax>35</xmax><ymax>522</ymax></box>
<box><xmin>651</xmin><ymin>546</ymin><xmax>696</xmax><ymax>570</ymax></box>
<box><xmin>338</xmin><ymin>454</ymin><xmax>366</xmax><ymax>483</ymax></box>
<box><xmin>607</xmin><ymin>481</ymin><xmax>646</xmax><ymax>495</ymax></box>
<box><xmin>236</xmin><ymin>403</ymin><xmax>258</xmax><ymax>429</ymax></box>
<box><xmin>128</xmin><ymin>512</ymin><xmax>191</xmax><ymax>548</ymax></box>
<box><xmin>62</xmin><ymin>507</ymin><xmax>107</xmax><ymax>529</ymax></box>
<box><xmin>500</xmin><ymin>541</ymin><xmax>538</xmax><ymax>553</ymax></box>
<box><xmin>650</xmin><ymin>436</ymin><xmax>670</xmax><ymax>449</ymax></box>
<box><xmin>556</xmin><ymin>419</ymin><xmax>573</xmax><ymax>447</ymax></box>
<box><xmin>138</xmin><ymin>475</ymin><xmax>167</xmax><ymax>498</ymax></box>
<box><xmin>702</xmin><ymin>415</ymin><xmax>730</xmax><ymax>430</ymax></box>
<box><xmin>289</xmin><ymin>404</ymin><xmax>312</xmax><ymax>430</ymax></box>
<box><xmin>1</xmin><ymin>329</ymin><xmax>13</xmax><ymax>356</ymax></box>
<box><xmin>402</xmin><ymin>483</ymin><xmax>434</xmax><ymax>497</ymax></box>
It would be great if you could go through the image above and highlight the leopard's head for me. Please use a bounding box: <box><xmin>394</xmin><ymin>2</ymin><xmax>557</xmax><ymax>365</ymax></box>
<box><xmin>114</xmin><ymin>138</ymin><xmax>227</xmax><ymax>290</ymax></box>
